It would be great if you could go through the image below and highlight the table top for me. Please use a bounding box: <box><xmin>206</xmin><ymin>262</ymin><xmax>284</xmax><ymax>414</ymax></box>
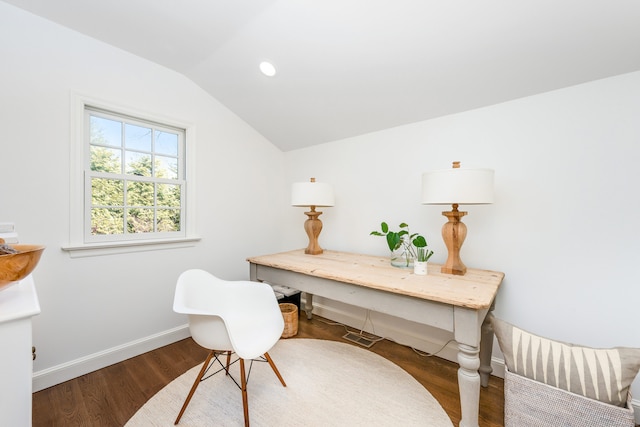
<box><xmin>248</xmin><ymin>250</ymin><xmax>504</xmax><ymax>309</ymax></box>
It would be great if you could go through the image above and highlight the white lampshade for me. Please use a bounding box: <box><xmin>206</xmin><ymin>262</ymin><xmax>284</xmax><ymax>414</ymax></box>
<box><xmin>291</xmin><ymin>179</ymin><xmax>335</xmax><ymax>207</ymax></box>
<box><xmin>422</xmin><ymin>167</ymin><xmax>494</xmax><ymax>205</ymax></box>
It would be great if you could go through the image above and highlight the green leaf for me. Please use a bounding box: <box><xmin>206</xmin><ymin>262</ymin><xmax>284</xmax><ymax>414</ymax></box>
<box><xmin>413</xmin><ymin>235</ymin><xmax>427</xmax><ymax>248</ymax></box>
<box><xmin>416</xmin><ymin>246</ymin><xmax>434</xmax><ymax>261</ymax></box>
<box><xmin>371</xmin><ymin>221</ymin><xmax>432</xmax><ymax>256</ymax></box>
<box><xmin>423</xmin><ymin>249</ymin><xmax>434</xmax><ymax>262</ymax></box>
<box><xmin>386</xmin><ymin>232</ymin><xmax>401</xmax><ymax>252</ymax></box>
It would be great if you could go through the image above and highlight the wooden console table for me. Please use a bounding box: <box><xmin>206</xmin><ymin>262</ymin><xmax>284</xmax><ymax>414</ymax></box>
<box><xmin>248</xmin><ymin>249</ymin><xmax>504</xmax><ymax>427</ymax></box>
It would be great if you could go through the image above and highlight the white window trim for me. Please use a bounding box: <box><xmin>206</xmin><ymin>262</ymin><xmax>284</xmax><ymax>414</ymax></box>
<box><xmin>63</xmin><ymin>92</ymin><xmax>200</xmax><ymax>257</ymax></box>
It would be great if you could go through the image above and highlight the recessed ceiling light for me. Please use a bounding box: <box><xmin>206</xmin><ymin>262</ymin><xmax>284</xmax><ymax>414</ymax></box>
<box><xmin>259</xmin><ymin>61</ymin><xmax>276</xmax><ymax>77</ymax></box>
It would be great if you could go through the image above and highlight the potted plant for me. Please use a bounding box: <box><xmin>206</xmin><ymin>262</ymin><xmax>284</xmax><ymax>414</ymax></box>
<box><xmin>414</xmin><ymin>246</ymin><xmax>434</xmax><ymax>275</ymax></box>
<box><xmin>370</xmin><ymin>222</ymin><xmax>432</xmax><ymax>269</ymax></box>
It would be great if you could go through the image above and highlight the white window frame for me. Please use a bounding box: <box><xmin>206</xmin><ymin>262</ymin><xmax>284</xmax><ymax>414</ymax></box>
<box><xmin>64</xmin><ymin>93</ymin><xmax>199</xmax><ymax>257</ymax></box>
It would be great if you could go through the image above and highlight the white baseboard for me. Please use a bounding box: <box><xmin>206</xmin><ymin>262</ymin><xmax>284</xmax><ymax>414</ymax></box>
<box><xmin>32</xmin><ymin>325</ymin><xmax>190</xmax><ymax>392</ymax></box>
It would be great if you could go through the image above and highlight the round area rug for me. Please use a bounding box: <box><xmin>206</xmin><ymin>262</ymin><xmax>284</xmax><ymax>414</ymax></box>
<box><xmin>126</xmin><ymin>338</ymin><xmax>453</xmax><ymax>427</ymax></box>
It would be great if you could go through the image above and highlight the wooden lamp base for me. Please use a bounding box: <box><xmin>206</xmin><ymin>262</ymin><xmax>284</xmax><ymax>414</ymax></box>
<box><xmin>303</xmin><ymin>207</ymin><xmax>324</xmax><ymax>255</ymax></box>
<box><xmin>441</xmin><ymin>204</ymin><xmax>468</xmax><ymax>275</ymax></box>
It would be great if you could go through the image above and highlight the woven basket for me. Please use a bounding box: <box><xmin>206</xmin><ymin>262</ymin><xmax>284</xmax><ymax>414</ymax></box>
<box><xmin>279</xmin><ymin>303</ymin><xmax>298</xmax><ymax>338</ymax></box>
<box><xmin>504</xmin><ymin>369</ymin><xmax>636</xmax><ymax>427</ymax></box>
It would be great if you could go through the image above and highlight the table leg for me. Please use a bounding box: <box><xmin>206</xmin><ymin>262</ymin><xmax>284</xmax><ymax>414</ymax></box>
<box><xmin>457</xmin><ymin>343</ymin><xmax>481</xmax><ymax>427</ymax></box>
<box><xmin>303</xmin><ymin>292</ymin><xmax>314</xmax><ymax>320</ymax></box>
<box><xmin>479</xmin><ymin>315</ymin><xmax>494</xmax><ymax>387</ymax></box>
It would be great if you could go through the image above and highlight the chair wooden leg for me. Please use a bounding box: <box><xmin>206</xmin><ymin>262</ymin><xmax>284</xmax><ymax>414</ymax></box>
<box><xmin>264</xmin><ymin>352</ymin><xmax>287</xmax><ymax>387</ymax></box>
<box><xmin>225</xmin><ymin>350</ymin><xmax>232</xmax><ymax>375</ymax></box>
<box><xmin>174</xmin><ymin>350</ymin><xmax>215</xmax><ymax>425</ymax></box>
<box><xmin>239</xmin><ymin>359</ymin><xmax>250</xmax><ymax>427</ymax></box>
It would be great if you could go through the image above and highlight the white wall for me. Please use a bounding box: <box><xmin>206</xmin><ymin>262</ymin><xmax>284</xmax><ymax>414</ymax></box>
<box><xmin>0</xmin><ymin>2</ymin><xmax>287</xmax><ymax>389</ymax></box>
<box><xmin>284</xmin><ymin>71</ymin><xmax>640</xmax><ymax>402</ymax></box>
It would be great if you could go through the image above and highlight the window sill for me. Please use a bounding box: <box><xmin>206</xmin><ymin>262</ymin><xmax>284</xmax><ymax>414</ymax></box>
<box><xmin>61</xmin><ymin>236</ymin><xmax>201</xmax><ymax>258</ymax></box>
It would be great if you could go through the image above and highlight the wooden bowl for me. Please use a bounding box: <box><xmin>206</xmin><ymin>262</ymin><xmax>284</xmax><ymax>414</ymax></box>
<box><xmin>0</xmin><ymin>244</ymin><xmax>45</xmax><ymax>289</ymax></box>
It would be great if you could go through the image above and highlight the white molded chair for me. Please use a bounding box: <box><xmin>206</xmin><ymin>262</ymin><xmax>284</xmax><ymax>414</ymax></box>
<box><xmin>173</xmin><ymin>269</ymin><xmax>286</xmax><ymax>426</ymax></box>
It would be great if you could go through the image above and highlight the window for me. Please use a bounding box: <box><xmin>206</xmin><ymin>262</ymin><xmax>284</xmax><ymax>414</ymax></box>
<box><xmin>84</xmin><ymin>107</ymin><xmax>186</xmax><ymax>243</ymax></box>
<box><xmin>64</xmin><ymin>95</ymin><xmax>198</xmax><ymax>257</ymax></box>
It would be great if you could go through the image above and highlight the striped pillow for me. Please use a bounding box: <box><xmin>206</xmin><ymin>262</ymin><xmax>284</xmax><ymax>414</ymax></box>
<box><xmin>490</xmin><ymin>315</ymin><xmax>640</xmax><ymax>407</ymax></box>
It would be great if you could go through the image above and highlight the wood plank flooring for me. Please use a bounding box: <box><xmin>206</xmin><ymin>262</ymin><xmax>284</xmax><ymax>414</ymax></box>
<box><xmin>33</xmin><ymin>314</ymin><xmax>505</xmax><ymax>426</ymax></box>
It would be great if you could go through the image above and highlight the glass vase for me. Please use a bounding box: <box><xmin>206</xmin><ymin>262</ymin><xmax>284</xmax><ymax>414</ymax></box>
<box><xmin>390</xmin><ymin>246</ymin><xmax>415</xmax><ymax>269</ymax></box>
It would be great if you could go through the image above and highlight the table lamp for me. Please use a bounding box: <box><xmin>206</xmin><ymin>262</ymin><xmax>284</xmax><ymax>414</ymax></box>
<box><xmin>421</xmin><ymin>161</ymin><xmax>494</xmax><ymax>275</ymax></box>
<box><xmin>291</xmin><ymin>177</ymin><xmax>335</xmax><ymax>255</ymax></box>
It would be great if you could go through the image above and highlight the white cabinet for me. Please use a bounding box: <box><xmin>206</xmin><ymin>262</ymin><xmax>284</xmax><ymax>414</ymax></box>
<box><xmin>0</xmin><ymin>275</ymin><xmax>40</xmax><ymax>427</ymax></box>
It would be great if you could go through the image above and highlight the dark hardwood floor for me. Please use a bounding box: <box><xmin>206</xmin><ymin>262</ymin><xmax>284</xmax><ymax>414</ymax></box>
<box><xmin>33</xmin><ymin>315</ymin><xmax>505</xmax><ymax>426</ymax></box>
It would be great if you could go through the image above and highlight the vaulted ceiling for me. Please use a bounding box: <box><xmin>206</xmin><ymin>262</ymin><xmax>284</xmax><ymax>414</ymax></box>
<box><xmin>5</xmin><ymin>0</ymin><xmax>640</xmax><ymax>151</ymax></box>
